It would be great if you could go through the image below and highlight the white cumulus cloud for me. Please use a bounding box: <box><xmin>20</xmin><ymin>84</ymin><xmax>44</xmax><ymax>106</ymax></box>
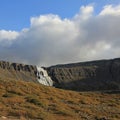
<box><xmin>0</xmin><ymin>30</ymin><xmax>19</xmax><ymax>46</ymax></box>
<box><xmin>100</xmin><ymin>5</ymin><xmax>120</xmax><ymax>16</ymax></box>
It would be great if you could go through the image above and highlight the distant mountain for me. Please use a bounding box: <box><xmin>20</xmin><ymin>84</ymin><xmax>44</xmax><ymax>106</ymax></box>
<box><xmin>0</xmin><ymin>61</ymin><xmax>53</xmax><ymax>86</ymax></box>
<box><xmin>0</xmin><ymin>61</ymin><xmax>37</xmax><ymax>82</ymax></box>
<box><xmin>0</xmin><ymin>58</ymin><xmax>120</xmax><ymax>91</ymax></box>
<box><xmin>47</xmin><ymin>58</ymin><xmax>120</xmax><ymax>91</ymax></box>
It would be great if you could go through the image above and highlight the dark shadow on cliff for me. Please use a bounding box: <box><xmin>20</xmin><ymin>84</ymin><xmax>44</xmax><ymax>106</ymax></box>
<box><xmin>54</xmin><ymin>78</ymin><xmax>120</xmax><ymax>92</ymax></box>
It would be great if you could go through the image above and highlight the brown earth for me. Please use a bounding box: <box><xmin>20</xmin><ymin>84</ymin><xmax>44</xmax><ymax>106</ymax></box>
<box><xmin>0</xmin><ymin>78</ymin><xmax>120</xmax><ymax>120</ymax></box>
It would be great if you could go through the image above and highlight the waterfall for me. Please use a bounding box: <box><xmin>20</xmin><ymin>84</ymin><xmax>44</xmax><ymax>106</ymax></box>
<box><xmin>36</xmin><ymin>66</ymin><xmax>53</xmax><ymax>86</ymax></box>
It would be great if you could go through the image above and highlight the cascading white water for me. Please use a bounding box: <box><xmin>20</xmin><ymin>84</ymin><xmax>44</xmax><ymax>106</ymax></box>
<box><xmin>36</xmin><ymin>66</ymin><xmax>53</xmax><ymax>86</ymax></box>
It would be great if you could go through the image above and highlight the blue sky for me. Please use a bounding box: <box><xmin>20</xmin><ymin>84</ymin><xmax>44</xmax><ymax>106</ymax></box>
<box><xmin>0</xmin><ymin>0</ymin><xmax>120</xmax><ymax>31</ymax></box>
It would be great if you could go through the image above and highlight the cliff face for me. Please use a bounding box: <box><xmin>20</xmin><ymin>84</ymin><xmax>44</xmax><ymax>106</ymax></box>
<box><xmin>0</xmin><ymin>61</ymin><xmax>53</xmax><ymax>86</ymax></box>
<box><xmin>0</xmin><ymin>58</ymin><xmax>120</xmax><ymax>91</ymax></box>
<box><xmin>0</xmin><ymin>61</ymin><xmax>37</xmax><ymax>82</ymax></box>
<box><xmin>47</xmin><ymin>58</ymin><xmax>120</xmax><ymax>91</ymax></box>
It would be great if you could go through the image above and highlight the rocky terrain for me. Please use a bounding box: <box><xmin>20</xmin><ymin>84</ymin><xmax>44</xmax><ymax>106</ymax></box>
<box><xmin>0</xmin><ymin>59</ymin><xmax>120</xmax><ymax>119</ymax></box>
<box><xmin>0</xmin><ymin>61</ymin><xmax>37</xmax><ymax>83</ymax></box>
<box><xmin>47</xmin><ymin>58</ymin><xmax>120</xmax><ymax>91</ymax></box>
<box><xmin>0</xmin><ymin>58</ymin><xmax>120</xmax><ymax>91</ymax></box>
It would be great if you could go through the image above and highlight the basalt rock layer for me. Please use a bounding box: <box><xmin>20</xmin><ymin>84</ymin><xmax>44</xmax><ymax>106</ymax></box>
<box><xmin>0</xmin><ymin>58</ymin><xmax>120</xmax><ymax>91</ymax></box>
<box><xmin>0</xmin><ymin>61</ymin><xmax>53</xmax><ymax>86</ymax></box>
<box><xmin>47</xmin><ymin>58</ymin><xmax>120</xmax><ymax>91</ymax></box>
<box><xmin>0</xmin><ymin>61</ymin><xmax>37</xmax><ymax>82</ymax></box>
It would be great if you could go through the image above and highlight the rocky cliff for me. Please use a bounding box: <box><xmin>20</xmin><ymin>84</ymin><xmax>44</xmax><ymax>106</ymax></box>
<box><xmin>0</xmin><ymin>61</ymin><xmax>37</xmax><ymax>82</ymax></box>
<box><xmin>47</xmin><ymin>58</ymin><xmax>120</xmax><ymax>91</ymax></box>
<box><xmin>0</xmin><ymin>61</ymin><xmax>53</xmax><ymax>86</ymax></box>
<box><xmin>0</xmin><ymin>58</ymin><xmax>120</xmax><ymax>91</ymax></box>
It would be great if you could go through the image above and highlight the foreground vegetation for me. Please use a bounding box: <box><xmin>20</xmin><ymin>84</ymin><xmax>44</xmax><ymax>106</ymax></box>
<box><xmin>0</xmin><ymin>78</ymin><xmax>120</xmax><ymax>120</ymax></box>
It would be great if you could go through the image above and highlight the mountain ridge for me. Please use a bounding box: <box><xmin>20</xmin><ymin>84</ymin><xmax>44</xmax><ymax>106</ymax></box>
<box><xmin>0</xmin><ymin>58</ymin><xmax>120</xmax><ymax>91</ymax></box>
<box><xmin>47</xmin><ymin>58</ymin><xmax>120</xmax><ymax>91</ymax></box>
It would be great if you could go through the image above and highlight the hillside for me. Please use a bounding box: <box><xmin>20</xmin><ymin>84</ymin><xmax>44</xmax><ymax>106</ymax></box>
<box><xmin>47</xmin><ymin>58</ymin><xmax>120</xmax><ymax>91</ymax></box>
<box><xmin>0</xmin><ymin>58</ymin><xmax>120</xmax><ymax>91</ymax></box>
<box><xmin>0</xmin><ymin>61</ymin><xmax>37</xmax><ymax>83</ymax></box>
<box><xmin>0</xmin><ymin>59</ymin><xmax>120</xmax><ymax>119</ymax></box>
<box><xmin>0</xmin><ymin>78</ymin><xmax>120</xmax><ymax>120</ymax></box>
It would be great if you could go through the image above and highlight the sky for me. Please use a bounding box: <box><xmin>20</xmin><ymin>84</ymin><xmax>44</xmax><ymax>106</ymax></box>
<box><xmin>0</xmin><ymin>0</ymin><xmax>120</xmax><ymax>66</ymax></box>
<box><xmin>0</xmin><ymin>0</ymin><xmax>120</xmax><ymax>31</ymax></box>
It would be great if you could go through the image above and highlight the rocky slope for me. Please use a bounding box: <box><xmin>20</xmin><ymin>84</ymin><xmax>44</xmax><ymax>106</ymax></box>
<box><xmin>0</xmin><ymin>58</ymin><xmax>120</xmax><ymax>91</ymax></box>
<box><xmin>0</xmin><ymin>61</ymin><xmax>53</xmax><ymax>86</ymax></box>
<box><xmin>47</xmin><ymin>58</ymin><xmax>120</xmax><ymax>91</ymax></box>
<box><xmin>0</xmin><ymin>61</ymin><xmax>37</xmax><ymax>82</ymax></box>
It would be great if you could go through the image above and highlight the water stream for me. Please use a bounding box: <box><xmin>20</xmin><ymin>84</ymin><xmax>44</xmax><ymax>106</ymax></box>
<box><xmin>36</xmin><ymin>66</ymin><xmax>53</xmax><ymax>86</ymax></box>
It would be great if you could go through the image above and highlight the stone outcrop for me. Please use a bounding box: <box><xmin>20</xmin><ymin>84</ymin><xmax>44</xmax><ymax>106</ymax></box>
<box><xmin>0</xmin><ymin>61</ymin><xmax>53</xmax><ymax>86</ymax></box>
<box><xmin>47</xmin><ymin>58</ymin><xmax>120</xmax><ymax>91</ymax></box>
<box><xmin>0</xmin><ymin>58</ymin><xmax>120</xmax><ymax>91</ymax></box>
<box><xmin>0</xmin><ymin>61</ymin><xmax>37</xmax><ymax>83</ymax></box>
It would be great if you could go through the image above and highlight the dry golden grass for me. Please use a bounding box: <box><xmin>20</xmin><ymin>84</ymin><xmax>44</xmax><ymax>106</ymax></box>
<box><xmin>0</xmin><ymin>78</ymin><xmax>120</xmax><ymax>120</ymax></box>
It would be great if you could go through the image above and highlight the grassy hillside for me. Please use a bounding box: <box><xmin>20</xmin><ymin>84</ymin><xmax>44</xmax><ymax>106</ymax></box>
<box><xmin>0</xmin><ymin>78</ymin><xmax>120</xmax><ymax>120</ymax></box>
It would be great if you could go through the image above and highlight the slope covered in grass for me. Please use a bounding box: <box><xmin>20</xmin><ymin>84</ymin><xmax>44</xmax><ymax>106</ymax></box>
<box><xmin>0</xmin><ymin>78</ymin><xmax>120</xmax><ymax>120</ymax></box>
